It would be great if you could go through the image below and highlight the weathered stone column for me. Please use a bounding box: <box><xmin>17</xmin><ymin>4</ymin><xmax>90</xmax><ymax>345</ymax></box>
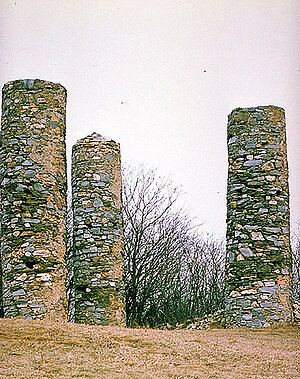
<box><xmin>225</xmin><ymin>105</ymin><xmax>293</xmax><ymax>327</ymax></box>
<box><xmin>0</xmin><ymin>79</ymin><xmax>67</xmax><ymax>321</ymax></box>
<box><xmin>0</xmin><ymin>136</ymin><xmax>3</xmax><ymax>317</ymax></box>
<box><xmin>0</xmin><ymin>144</ymin><xmax>2</xmax><ymax>317</ymax></box>
<box><xmin>70</xmin><ymin>133</ymin><xmax>124</xmax><ymax>325</ymax></box>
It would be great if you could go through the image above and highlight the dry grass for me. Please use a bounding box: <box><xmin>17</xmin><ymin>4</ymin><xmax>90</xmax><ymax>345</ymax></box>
<box><xmin>0</xmin><ymin>319</ymin><xmax>299</xmax><ymax>378</ymax></box>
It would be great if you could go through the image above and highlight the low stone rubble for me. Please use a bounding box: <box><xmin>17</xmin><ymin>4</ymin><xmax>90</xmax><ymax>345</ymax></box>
<box><xmin>176</xmin><ymin>310</ymin><xmax>226</xmax><ymax>330</ymax></box>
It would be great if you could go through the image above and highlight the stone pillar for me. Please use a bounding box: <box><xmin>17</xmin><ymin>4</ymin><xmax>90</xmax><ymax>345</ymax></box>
<box><xmin>0</xmin><ymin>136</ymin><xmax>3</xmax><ymax>317</ymax></box>
<box><xmin>0</xmin><ymin>138</ymin><xmax>2</xmax><ymax>317</ymax></box>
<box><xmin>0</xmin><ymin>79</ymin><xmax>67</xmax><ymax>321</ymax></box>
<box><xmin>225</xmin><ymin>105</ymin><xmax>293</xmax><ymax>327</ymax></box>
<box><xmin>70</xmin><ymin>133</ymin><xmax>124</xmax><ymax>325</ymax></box>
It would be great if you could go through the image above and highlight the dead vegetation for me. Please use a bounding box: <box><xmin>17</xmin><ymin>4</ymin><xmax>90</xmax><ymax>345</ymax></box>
<box><xmin>0</xmin><ymin>319</ymin><xmax>299</xmax><ymax>378</ymax></box>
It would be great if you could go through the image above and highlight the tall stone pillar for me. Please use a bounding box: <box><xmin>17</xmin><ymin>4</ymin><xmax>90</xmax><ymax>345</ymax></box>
<box><xmin>0</xmin><ymin>136</ymin><xmax>3</xmax><ymax>318</ymax></box>
<box><xmin>70</xmin><ymin>133</ymin><xmax>124</xmax><ymax>325</ymax></box>
<box><xmin>0</xmin><ymin>79</ymin><xmax>67</xmax><ymax>321</ymax></box>
<box><xmin>0</xmin><ymin>138</ymin><xmax>2</xmax><ymax>317</ymax></box>
<box><xmin>225</xmin><ymin>105</ymin><xmax>293</xmax><ymax>327</ymax></box>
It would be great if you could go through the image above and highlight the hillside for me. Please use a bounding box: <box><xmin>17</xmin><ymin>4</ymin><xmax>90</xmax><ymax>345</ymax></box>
<box><xmin>0</xmin><ymin>319</ymin><xmax>299</xmax><ymax>378</ymax></box>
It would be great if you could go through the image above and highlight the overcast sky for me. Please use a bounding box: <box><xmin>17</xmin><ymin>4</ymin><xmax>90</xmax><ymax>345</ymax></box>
<box><xmin>1</xmin><ymin>0</ymin><xmax>299</xmax><ymax>237</ymax></box>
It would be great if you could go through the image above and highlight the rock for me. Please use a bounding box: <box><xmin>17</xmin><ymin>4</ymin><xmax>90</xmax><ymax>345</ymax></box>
<box><xmin>243</xmin><ymin>159</ymin><xmax>262</xmax><ymax>167</ymax></box>
<box><xmin>251</xmin><ymin>232</ymin><xmax>264</xmax><ymax>241</ymax></box>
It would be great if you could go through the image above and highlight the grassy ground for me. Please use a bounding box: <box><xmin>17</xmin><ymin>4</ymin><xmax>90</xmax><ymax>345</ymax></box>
<box><xmin>0</xmin><ymin>319</ymin><xmax>299</xmax><ymax>378</ymax></box>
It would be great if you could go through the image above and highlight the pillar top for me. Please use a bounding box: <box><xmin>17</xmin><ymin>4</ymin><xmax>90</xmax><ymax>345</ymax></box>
<box><xmin>2</xmin><ymin>79</ymin><xmax>66</xmax><ymax>93</ymax></box>
<box><xmin>228</xmin><ymin>105</ymin><xmax>285</xmax><ymax>118</ymax></box>
<box><xmin>228</xmin><ymin>105</ymin><xmax>285</xmax><ymax>128</ymax></box>
<box><xmin>75</xmin><ymin>132</ymin><xmax>118</xmax><ymax>146</ymax></box>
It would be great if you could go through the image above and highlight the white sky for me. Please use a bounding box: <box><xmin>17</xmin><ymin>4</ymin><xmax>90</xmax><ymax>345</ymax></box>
<box><xmin>0</xmin><ymin>0</ymin><xmax>299</xmax><ymax>237</ymax></box>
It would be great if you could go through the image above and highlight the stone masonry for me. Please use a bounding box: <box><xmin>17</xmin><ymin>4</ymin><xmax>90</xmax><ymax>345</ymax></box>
<box><xmin>0</xmin><ymin>79</ymin><xmax>67</xmax><ymax>321</ymax></box>
<box><xmin>225</xmin><ymin>105</ymin><xmax>293</xmax><ymax>327</ymax></box>
<box><xmin>69</xmin><ymin>133</ymin><xmax>124</xmax><ymax>325</ymax></box>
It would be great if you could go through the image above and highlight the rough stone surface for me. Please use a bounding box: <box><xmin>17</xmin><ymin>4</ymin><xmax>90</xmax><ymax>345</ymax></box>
<box><xmin>176</xmin><ymin>310</ymin><xmax>226</xmax><ymax>330</ymax></box>
<box><xmin>68</xmin><ymin>133</ymin><xmax>124</xmax><ymax>325</ymax></box>
<box><xmin>292</xmin><ymin>298</ymin><xmax>300</xmax><ymax>323</ymax></box>
<box><xmin>225</xmin><ymin>106</ymin><xmax>293</xmax><ymax>327</ymax></box>
<box><xmin>0</xmin><ymin>79</ymin><xmax>67</xmax><ymax>321</ymax></box>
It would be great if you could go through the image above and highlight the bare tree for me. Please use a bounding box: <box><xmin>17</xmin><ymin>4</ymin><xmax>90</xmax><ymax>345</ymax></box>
<box><xmin>122</xmin><ymin>166</ymin><xmax>184</xmax><ymax>325</ymax></box>
<box><xmin>183</xmin><ymin>235</ymin><xmax>225</xmax><ymax>319</ymax></box>
<box><xmin>291</xmin><ymin>228</ymin><xmax>300</xmax><ymax>300</ymax></box>
<box><xmin>122</xmin><ymin>166</ymin><xmax>225</xmax><ymax>327</ymax></box>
